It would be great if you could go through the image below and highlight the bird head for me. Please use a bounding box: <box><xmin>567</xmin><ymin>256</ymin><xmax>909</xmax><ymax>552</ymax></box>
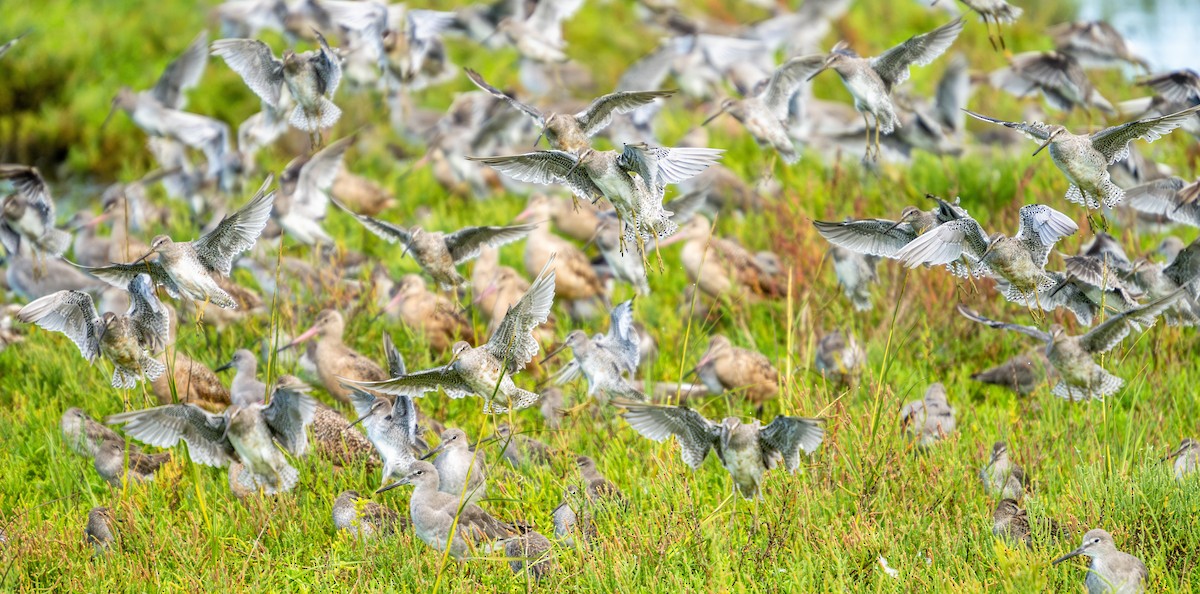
<box><xmin>1032</xmin><ymin>126</ymin><xmax>1067</xmax><ymax>156</ymax></box>
<box><xmin>1052</xmin><ymin>529</ymin><xmax>1115</xmax><ymax>565</ymax></box>
<box><xmin>808</xmin><ymin>42</ymin><xmax>853</xmax><ymax>81</ymax></box>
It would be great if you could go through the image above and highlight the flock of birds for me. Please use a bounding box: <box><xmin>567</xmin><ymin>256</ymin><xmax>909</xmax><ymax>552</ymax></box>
<box><xmin>2</xmin><ymin>0</ymin><xmax>1200</xmax><ymax>589</ymax></box>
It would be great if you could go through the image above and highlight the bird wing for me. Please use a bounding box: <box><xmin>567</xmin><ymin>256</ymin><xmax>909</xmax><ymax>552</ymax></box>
<box><xmin>616</xmin><ymin>143</ymin><xmax>723</xmax><ymax>192</ymax></box>
<box><xmin>617</xmin><ymin>400</ymin><xmax>719</xmax><ymax>469</ymax></box>
<box><xmin>78</xmin><ymin>260</ymin><xmax>181</xmax><ymax>298</ymax></box>
<box><xmin>486</xmin><ymin>257</ymin><xmax>555</xmax><ymax>373</ymax></box>
<box><xmin>1139</xmin><ymin>69</ymin><xmax>1200</xmax><ymax>104</ymax></box>
<box><xmin>294</xmin><ymin>137</ymin><xmax>351</xmax><ymax>220</ymax></box>
<box><xmin>17</xmin><ymin>290</ymin><xmax>103</xmax><ymax>362</ymax></box>
<box><xmin>893</xmin><ymin>217</ymin><xmax>988</xmax><ymax>268</ymax></box>
<box><xmin>869</xmin><ymin>17</ymin><xmax>964</xmax><ymax>90</ymax></box>
<box><xmin>126</xmin><ymin>273</ymin><xmax>170</xmax><ymax>353</ymax></box>
<box><xmin>192</xmin><ymin>176</ymin><xmax>276</xmax><ymax>275</ymax></box>
<box><xmin>458</xmin><ymin>504</ymin><xmax>518</xmax><ymax>543</ymax></box>
<box><xmin>152</xmin><ymin>30</ymin><xmax>209</xmax><ymax>110</ymax></box>
<box><xmin>759</xmin><ymin>416</ymin><xmax>825</xmax><ymax>471</ymax></box>
<box><xmin>601</xmin><ymin>300</ymin><xmax>639</xmax><ymax>374</ymax></box>
<box><xmin>760</xmin><ymin>54</ymin><xmax>825</xmax><ymax>118</ymax></box>
<box><xmin>343</xmin><ymin>366</ymin><xmax>474</xmax><ymax>399</ymax></box>
<box><xmin>383</xmin><ymin>332</ymin><xmax>407</xmax><ymax>377</ymax></box>
<box><xmin>444</xmin><ymin>223</ymin><xmax>536</xmax><ymax>265</ymax></box>
<box><xmin>346</xmin><ymin>386</ymin><xmax>378</xmax><ymax>419</ymax></box>
<box><xmin>1163</xmin><ymin>239</ymin><xmax>1200</xmax><ymax>293</ymax></box>
<box><xmin>1089</xmin><ymin>105</ymin><xmax>1200</xmax><ymax>165</ymax></box>
<box><xmin>574</xmin><ymin>90</ymin><xmax>676</xmax><ymax>137</ymax></box>
<box><xmin>663</xmin><ymin>190</ymin><xmax>707</xmax><ymax>226</ymax></box>
<box><xmin>467</xmin><ymin>151</ymin><xmax>603</xmax><ymax>204</ymax></box>
<box><xmin>331</xmin><ymin>196</ymin><xmax>412</xmax><ymax>246</ymax></box>
<box><xmin>956</xmin><ymin>304</ymin><xmax>1052</xmax><ymax>342</ymax></box>
<box><xmin>210</xmin><ymin>38</ymin><xmax>285</xmax><ymax>106</ymax></box>
<box><xmin>407</xmin><ymin>9</ymin><xmax>457</xmax><ymax>44</ymax></box>
<box><xmin>106</xmin><ymin>404</ymin><xmax>233</xmax><ymax>468</ymax></box>
<box><xmin>615</xmin><ymin>45</ymin><xmax>675</xmax><ymax>93</ymax></box>
<box><xmin>261</xmin><ymin>385</ymin><xmax>318</xmax><ymax>457</ymax></box>
<box><xmin>312</xmin><ymin>31</ymin><xmax>343</xmax><ymax>97</ymax></box>
<box><xmin>812</xmin><ymin>219</ymin><xmax>918</xmax><ymax>259</ymax></box>
<box><xmin>387</xmin><ymin>394</ymin><xmax>422</xmax><ymax>448</ymax></box>
<box><xmin>0</xmin><ymin>164</ymin><xmax>55</xmax><ymax>225</ymax></box>
<box><xmin>1079</xmin><ymin>289</ymin><xmax>1186</xmax><ymax>354</ymax></box>
<box><xmin>961</xmin><ymin>110</ymin><xmax>1053</xmax><ymax>142</ymax></box>
<box><xmin>526</xmin><ymin>0</ymin><xmax>584</xmax><ymax>47</ymax></box>
<box><xmin>1014</xmin><ymin>204</ymin><xmax>1078</xmax><ymax>268</ymax></box>
<box><xmin>320</xmin><ymin>0</ymin><xmax>387</xmax><ymax>37</ymax></box>
<box><xmin>1124</xmin><ymin>177</ymin><xmax>1197</xmax><ymax>224</ymax></box>
<box><xmin>463</xmin><ymin>68</ymin><xmax>545</xmax><ymax>125</ymax></box>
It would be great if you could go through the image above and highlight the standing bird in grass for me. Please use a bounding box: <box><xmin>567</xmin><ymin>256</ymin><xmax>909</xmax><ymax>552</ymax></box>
<box><xmin>691</xmin><ymin>335</ymin><xmax>779</xmax><ymax>405</ymax></box>
<box><xmin>1163</xmin><ymin>438</ymin><xmax>1198</xmax><ymax>479</ymax></box>
<box><xmin>426</xmin><ymin>428</ymin><xmax>488</xmax><ymax>506</ymax></box>
<box><xmin>332</xmin><ymin>490</ymin><xmax>404</xmax><ymax>540</ymax></box>
<box><xmin>0</xmin><ymin>164</ymin><xmax>71</xmax><ymax>257</ymax></box>
<box><xmin>85</xmin><ymin>507</ymin><xmax>117</xmax><ymax>556</ymax></box>
<box><xmin>81</xmin><ymin>178</ymin><xmax>275</xmax><ymax>310</ymax></box>
<box><xmin>347</xmin><ymin>387</ymin><xmax>425</xmax><ymax>487</ymax></box>
<box><xmin>964</xmin><ymin>106</ymin><xmax>1200</xmax><ymax>209</ymax></box>
<box><xmin>814</xmin><ymin>329</ymin><xmax>867</xmax><ymax>387</ymax></box>
<box><xmin>19</xmin><ymin>274</ymin><xmax>169</xmax><ymax>388</ymax></box>
<box><xmin>900</xmin><ymin>383</ymin><xmax>956</xmax><ymax>447</ymax></box>
<box><xmin>618</xmin><ymin>400</ymin><xmax>824</xmax><ymax>499</ymax></box>
<box><xmin>980</xmin><ymin>441</ymin><xmax>1025</xmax><ymax>500</ymax></box>
<box><xmin>211</xmin><ymin>31</ymin><xmax>343</xmax><ymax>145</ymax></box>
<box><xmin>345</xmin><ymin>260</ymin><xmax>556</xmax><ymax>413</ymax></box>
<box><xmin>992</xmin><ymin>498</ymin><xmax>1031</xmax><ymax>547</ymax></box>
<box><xmin>807</xmin><ymin>17</ymin><xmax>965</xmax><ymax>160</ymax></box>
<box><xmin>1052</xmin><ymin>529</ymin><xmax>1147</xmax><ymax>594</ymax></box>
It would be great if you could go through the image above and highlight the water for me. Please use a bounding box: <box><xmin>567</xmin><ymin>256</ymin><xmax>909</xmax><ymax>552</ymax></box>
<box><xmin>1076</xmin><ymin>0</ymin><xmax>1200</xmax><ymax>71</ymax></box>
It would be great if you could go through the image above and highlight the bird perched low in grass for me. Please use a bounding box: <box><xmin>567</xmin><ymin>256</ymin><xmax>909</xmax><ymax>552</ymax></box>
<box><xmin>575</xmin><ymin>455</ymin><xmax>626</xmax><ymax>506</ymax></box>
<box><xmin>281</xmin><ymin>308</ymin><xmax>389</xmax><ymax>403</ymax></box>
<box><xmin>1163</xmin><ymin>438</ymin><xmax>1198</xmax><ymax>479</ymax></box>
<box><xmin>93</xmin><ymin>439</ymin><xmax>172</xmax><ymax>486</ymax></box>
<box><xmin>19</xmin><ymin>273</ymin><xmax>169</xmax><ymax>388</ymax></box>
<box><xmin>900</xmin><ymin>383</ymin><xmax>956</xmax><ymax>447</ymax></box>
<box><xmin>425</xmin><ymin>428</ymin><xmax>488</xmax><ymax>506</ymax></box>
<box><xmin>1053</xmin><ymin>529</ymin><xmax>1147</xmax><ymax>594</ymax></box>
<box><xmin>344</xmin><ymin>259</ymin><xmax>556</xmax><ymax>413</ymax></box>
<box><xmin>61</xmin><ymin>408</ymin><xmax>123</xmax><ymax>458</ymax></box>
<box><xmin>992</xmin><ymin>498</ymin><xmax>1031</xmax><ymax>547</ymax></box>
<box><xmin>691</xmin><ymin>335</ymin><xmax>779</xmax><ymax>405</ymax></box>
<box><xmin>332</xmin><ymin>490</ymin><xmax>404</xmax><ymax>540</ymax></box>
<box><xmin>85</xmin><ymin>507</ymin><xmax>117</xmax><ymax>556</ymax></box>
<box><xmin>618</xmin><ymin>400</ymin><xmax>824</xmax><ymax>499</ymax></box>
<box><xmin>980</xmin><ymin>441</ymin><xmax>1025</xmax><ymax>500</ymax></box>
<box><xmin>506</xmin><ymin>531</ymin><xmax>558</xmax><ymax>582</ymax></box>
<box><xmin>814</xmin><ymin>329</ymin><xmax>866</xmax><ymax>387</ymax></box>
<box><xmin>380</xmin><ymin>274</ymin><xmax>476</xmax><ymax>352</ymax></box>
<box><xmin>553</xmin><ymin>483</ymin><xmax>597</xmax><ymax>548</ymax></box>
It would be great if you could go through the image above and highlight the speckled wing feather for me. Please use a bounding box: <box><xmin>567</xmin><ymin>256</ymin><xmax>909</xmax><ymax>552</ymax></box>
<box><xmin>1163</xmin><ymin>239</ymin><xmax>1200</xmax><ymax>294</ymax></box>
<box><xmin>760</xmin><ymin>54</ymin><xmax>824</xmax><ymax>118</ymax></box>
<box><xmin>126</xmin><ymin>273</ymin><xmax>169</xmax><ymax>352</ymax></box>
<box><xmin>444</xmin><ymin>223</ymin><xmax>536</xmax><ymax>265</ymax></box>
<box><xmin>617</xmin><ymin>144</ymin><xmax>723</xmax><ymax>195</ymax></box>
<box><xmin>464</xmin><ymin>68</ymin><xmax>545</xmax><ymax>125</ymax></box>
<box><xmin>894</xmin><ymin>217</ymin><xmax>988</xmax><ymax>268</ymax></box>
<box><xmin>600</xmin><ymin>300</ymin><xmax>639</xmax><ymax>374</ymax></box>
<box><xmin>955</xmin><ymin>304</ymin><xmax>1051</xmax><ymax>342</ymax></box>
<box><xmin>618</xmin><ymin>400</ymin><xmax>719</xmax><ymax>469</ymax></box>
<box><xmin>332</xmin><ymin>197</ymin><xmax>412</xmax><ymax>245</ymax></box>
<box><xmin>152</xmin><ymin>30</ymin><xmax>209</xmax><ymax>110</ymax></box>
<box><xmin>870</xmin><ymin>17</ymin><xmax>964</xmax><ymax>90</ymax></box>
<box><xmin>1139</xmin><ymin>70</ymin><xmax>1200</xmax><ymax>104</ymax></box>
<box><xmin>345</xmin><ymin>366</ymin><xmax>474</xmax><ymax>399</ymax></box>
<box><xmin>193</xmin><ymin>175</ymin><xmax>276</xmax><ymax>275</ymax></box>
<box><xmin>312</xmin><ymin>31</ymin><xmax>342</xmax><ymax>97</ymax></box>
<box><xmin>383</xmin><ymin>332</ymin><xmax>407</xmax><ymax>377</ymax></box>
<box><xmin>17</xmin><ymin>290</ymin><xmax>103</xmax><ymax>362</ymax></box>
<box><xmin>262</xmin><ymin>384</ymin><xmax>318</xmax><ymax>456</ymax></box>
<box><xmin>962</xmin><ymin>110</ymin><xmax>1052</xmax><ymax>142</ymax></box>
<box><xmin>210</xmin><ymin>38</ymin><xmax>285</xmax><ymax>107</ymax></box>
<box><xmin>1125</xmin><ymin>177</ymin><xmax>1200</xmax><ymax>226</ymax></box>
<box><xmin>1014</xmin><ymin>204</ymin><xmax>1078</xmax><ymax>268</ymax></box>
<box><xmin>813</xmin><ymin>219</ymin><xmax>918</xmax><ymax>259</ymax></box>
<box><xmin>759</xmin><ymin>416</ymin><xmax>824</xmax><ymax>471</ymax></box>
<box><xmin>467</xmin><ymin>152</ymin><xmax>604</xmax><ymax>203</ymax></box>
<box><xmin>0</xmin><ymin>164</ymin><xmax>55</xmax><ymax>224</ymax></box>
<box><xmin>106</xmin><ymin>404</ymin><xmax>234</xmax><ymax>467</ymax></box>
<box><xmin>575</xmin><ymin>90</ymin><xmax>676</xmax><ymax>137</ymax></box>
<box><xmin>79</xmin><ymin>260</ymin><xmax>181</xmax><ymax>299</ymax></box>
<box><xmin>1080</xmin><ymin>289</ymin><xmax>1185</xmax><ymax>354</ymax></box>
<box><xmin>486</xmin><ymin>257</ymin><xmax>556</xmax><ymax>372</ymax></box>
<box><xmin>1090</xmin><ymin>105</ymin><xmax>1200</xmax><ymax>165</ymax></box>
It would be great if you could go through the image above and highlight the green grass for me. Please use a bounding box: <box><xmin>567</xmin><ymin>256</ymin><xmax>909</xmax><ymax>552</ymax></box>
<box><xmin>2</xmin><ymin>0</ymin><xmax>1200</xmax><ymax>591</ymax></box>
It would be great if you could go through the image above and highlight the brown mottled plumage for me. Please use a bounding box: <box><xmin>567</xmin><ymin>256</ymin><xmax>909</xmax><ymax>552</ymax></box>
<box><xmin>152</xmin><ymin>349</ymin><xmax>231</xmax><ymax>412</ymax></box>
<box><xmin>694</xmin><ymin>335</ymin><xmax>779</xmax><ymax>404</ymax></box>
<box><xmin>519</xmin><ymin>198</ymin><xmax>604</xmax><ymax>302</ymax></box>
<box><xmin>284</xmin><ymin>309</ymin><xmax>388</xmax><ymax>403</ymax></box>
<box><xmin>546</xmin><ymin>194</ymin><xmax>605</xmax><ymax>242</ymax></box>
<box><xmin>385</xmin><ymin>275</ymin><xmax>475</xmax><ymax>352</ymax></box>
<box><xmin>93</xmin><ymin>439</ymin><xmax>172</xmax><ymax>486</ymax></box>
<box><xmin>332</xmin><ymin>170</ymin><xmax>395</xmax><ymax>215</ymax></box>
<box><xmin>676</xmin><ymin>216</ymin><xmax>785</xmax><ymax>300</ymax></box>
<box><xmin>577</xmin><ymin>455</ymin><xmax>626</xmax><ymax>506</ymax></box>
<box><xmin>311</xmin><ymin>405</ymin><xmax>381</xmax><ymax>468</ymax></box>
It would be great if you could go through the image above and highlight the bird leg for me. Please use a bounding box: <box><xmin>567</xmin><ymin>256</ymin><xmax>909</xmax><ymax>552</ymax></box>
<box><xmin>862</xmin><ymin>112</ymin><xmax>872</xmax><ymax>160</ymax></box>
<box><xmin>874</xmin><ymin>119</ymin><xmax>882</xmax><ymax>161</ymax></box>
<box><xmin>194</xmin><ymin>295</ymin><xmax>210</xmax><ymax>329</ymax></box>
<box><xmin>983</xmin><ymin>15</ymin><xmax>998</xmax><ymax>52</ymax></box>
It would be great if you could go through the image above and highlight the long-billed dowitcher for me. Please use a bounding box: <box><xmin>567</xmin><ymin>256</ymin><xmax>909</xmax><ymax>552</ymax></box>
<box><xmin>691</xmin><ymin>335</ymin><xmax>778</xmax><ymax>405</ymax></box>
<box><xmin>1049</xmin><ymin>21</ymin><xmax>1149</xmax><ymax>71</ymax></box>
<box><xmin>382</xmin><ymin>274</ymin><xmax>476</xmax><ymax>352</ymax></box>
<box><xmin>61</xmin><ymin>408</ymin><xmax>124</xmax><ymax>458</ymax></box>
<box><xmin>1052</xmin><ymin>529</ymin><xmax>1147</xmax><ymax>594</ymax></box>
<box><xmin>990</xmin><ymin>52</ymin><xmax>1114</xmax><ymax>114</ymax></box>
<box><xmin>281</xmin><ymin>308</ymin><xmax>389</xmax><ymax>403</ymax></box>
<box><xmin>546</xmin><ymin>300</ymin><xmax>642</xmax><ymax>402</ymax></box>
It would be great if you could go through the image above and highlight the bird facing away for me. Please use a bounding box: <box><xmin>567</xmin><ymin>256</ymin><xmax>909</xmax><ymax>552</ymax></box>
<box><xmin>900</xmin><ymin>383</ymin><xmax>956</xmax><ymax>447</ymax></box>
<box><xmin>546</xmin><ymin>300</ymin><xmax>642</xmax><ymax>402</ymax></box>
<box><xmin>807</xmin><ymin>17</ymin><xmax>964</xmax><ymax>160</ymax></box>
<box><xmin>334</xmin><ymin>197</ymin><xmax>534</xmax><ymax>290</ymax></box>
<box><xmin>957</xmin><ymin>290</ymin><xmax>1185</xmax><ymax>401</ymax></box>
<box><xmin>426</xmin><ymin>428</ymin><xmax>488</xmax><ymax>506</ymax></box>
<box><xmin>691</xmin><ymin>335</ymin><xmax>779</xmax><ymax>404</ymax></box>
<box><xmin>552</xmin><ymin>483</ymin><xmax>597</xmax><ymax>548</ymax></box>
<box><xmin>82</xmin><ymin>177</ymin><xmax>276</xmax><ymax>310</ymax></box>
<box><xmin>107</xmin><ymin>378</ymin><xmax>317</xmax><ymax>495</ymax></box>
<box><xmin>85</xmin><ymin>507</ymin><xmax>117</xmax><ymax>556</ymax></box>
<box><xmin>376</xmin><ymin>461</ymin><xmax>522</xmax><ymax>559</ymax></box>
<box><xmin>506</xmin><ymin>531</ymin><xmax>558</xmax><ymax>582</ymax></box>
<box><xmin>19</xmin><ymin>273</ymin><xmax>169</xmax><ymax>388</ymax></box>
<box><xmin>992</xmin><ymin>498</ymin><xmax>1031</xmax><ymax>547</ymax></box>
<box><xmin>0</xmin><ymin>164</ymin><xmax>71</xmax><ymax>257</ymax></box>
<box><xmin>964</xmin><ymin>106</ymin><xmax>1200</xmax><ymax>209</ymax></box>
<box><xmin>216</xmin><ymin>349</ymin><xmax>268</xmax><ymax>406</ymax></box>
<box><xmin>1052</xmin><ymin>529</ymin><xmax>1147</xmax><ymax>594</ymax></box>
<box><xmin>211</xmin><ymin>31</ymin><xmax>343</xmax><ymax>141</ymax></box>
<box><xmin>344</xmin><ymin>258</ymin><xmax>556</xmax><ymax>413</ymax></box>
<box><xmin>332</xmin><ymin>490</ymin><xmax>404</xmax><ymax>540</ymax></box>
<box><xmin>980</xmin><ymin>441</ymin><xmax>1026</xmax><ymax>500</ymax></box>
<box><xmin>93</xmin><ymin>439</ymin><xmax>172</xmax><ymax>486</ymax></box>
<box><xmin>1163</xmin><ymin>438</ymin><xmax>1198</xmax><ymax>479</ymax></box>
<box><xmin>619</xmin><ymin>400</ymin><xmax>824</xmax><ymax>499</ymax></box>
<box><xmin>465</xmin><ymin>67</ymin><xmax>675</xmax><ymax>153</ymax></box>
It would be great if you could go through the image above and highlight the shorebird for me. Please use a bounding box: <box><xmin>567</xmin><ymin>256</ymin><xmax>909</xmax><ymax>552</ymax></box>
<box><xmin>108</xmin><ymin>378</ymin><xmax>317</xmax><ymax>494</ymax></box>
<box><xmin>334</xmin><ymin>198</ymin><xmax>533</xmax><ymax>290</ymax></box>
<box><xmin>894</xmin><ymin>204</ymin><xmax>1078</xmax><ymax>303</ymax></box>
<box><xmin>375</xmin><ymin>461</ymin><xmax>523</xmax><ymax>559</ymax></box>
<box><xmin>828</xmin><ymin>245</ymin><xmax>879</xmax><ymax>311</ymax></box>
<box><xmin>332</xmin><ymin>490</ymin><xmax>404</xmax><ymax>540</ymax></box>
<box><xmin>465</xmin><ymin>68</ymin><xmax>674</xmax><ymax>153</ymax></box>
<box><xmin>807</xmin><ymin>17</ymin><xmax>964</xmax><ymax>160</ymax></box>
<box><xmin>489</xmin><ymin>0</ymin><xmax>584</xmax><ymax>65</ymax></box>
<box><xmin>1126</xmin><ymin>176</ymin><xmax>1200</xmax><ymax>228</ymax></box>
<box><xmin>82</xmin><ymin>177</ymin><xmax>275</xmax><ymax>310</ymax></box>
<box><xmin>950</xmin><ymin>0</ymin><xmax>1022</xmax><ymax>50</ymax></box>
<box><xmin>576</xmin><ymin>455</ymin><xmax>626</xmax><ymax>505</ymax></box>
<box><xmin>4</xmin><ymin>254</ymin><xmax>105</xmax><ymax>301</ymax></box>
<box><xmin>426</xmin><ymin>427</ymin><xmax>488</xmax><ymax>505</ymax></box>
<box><xmin>990</xmin><ymin>52</ymin><xmax>1115</xmax><ymax>114</ymax></box>
<box><xmin>1163</xmin><ymin>438</ymin><xmax>1198</xmax><ymax>479</ymax></box>
<box><xmin>674</xmin><ymin>216</ymin><xmax>786</xmax><ymax>301</ymax></box>
<box><xmin>347</xmin><ymin>386</ymin><xmax>424</xmax><ymax>486</ymax></box>
<box><xmin>273</xmin><ymin>136</ymin><xmax>352</xmax><ymax>245</ymax></box>
<box><xmin>957</xmin><ymin>290</ymin><xmax>1185</xmax><ymax>400</ymax></box>
<box><xmin>701</xmin><ymin>54</ymin><xmax>825</xmax><ymax>163</ymax></box>
<box><xmin>211</xmin><ymin>31</ymin><xmax>343</xmax><ymax>144</ymax></box>
<box><xmin>546</xmin><ymin>300</ymin><xmax>641</xmax><ymax>402</ymax></box>
<box><xmin>691</xmin><ymin>335</ymin><xmax>778</xmax><ymax>405</ymax></box>
<box><xmin>506</xmin><ymin>531</ymin><xmax>558</xmax><ymax>582</ymax></box>
<box><xmin>1050</xmin><ymin>21</ymin><xmax>1150</xmax><ymax>71</ymax></box>
<box><xmin>85</xmin><ymin>507</ymin><xmax>117</xmax><ymax>555</ymax></box>
<box><xmin>1125</xmin><ymin>70</ymin><xmax>1200</xmax><ymax>139</ymax></box>
<box><xmin>552</xmin><ymin>483</ymin><xmax>596</xmax><ymax>548</ymax></box>
<box><xmin>992</xmin><ymin>498</ymin><xmax>1031</xmax><ymax>547</ymax></box>
<box><xmin>93</xmin><ymin>439</ymin><xmax>172</xmax><ymax>486</ymax></box>
<box><xmin>814</xmin><ymin>329</ymin><xmax>867</xmax><ymax>387</ymax></box>
<box><xmin>491</xmin><ymin>423</ymin><xmax>553</xmax><ymax>467</ymax></box>
<box><xmin>19</xmin><ymin>273</ymin><xmax>169</xmax><ymax>388</ymax></box>
<box><xmin>1118</xmin><ymin>239</ymin><xmax>1200</xmax><ymax>327</ymax></box>
<box><xmin>900</xmin><ymin>383</ymin><xmax>956</xmax><ymax>447</ymax></box>
<box><xmin>281</xmin><ymin>309</ymin><xmax>388</xmax><ymax>403</ymax></box>
<box><xmin>980</xmin><ymin>441</ymin><xmax>1026</xmax><ymax>500</ymax></box>
<box><xmin>517</xmin><ymin>196</ymin><xmax>605</xmax><ymax>306</ymax></box>
<box><xmin>964</xmin><ymin>106</ymin><xmax>1200</xmax><ymax>209</ymax></box>
<box><xmin>381</xmin><ymin>274</ymin><xmax>475</xmax><ymax>352</ymax></box>
<box><xmin>540</xmin><ymin>387</ymin><xmax>564</xmax><ymax>430</ymax></box>
<box><xmin>971</xmin><ymin>350</ymin><xmax>1053</xmax><ymax>395</ymax></box>
<box><xmin>344</xmin><ymin>259</ymin><xmax>555</xmax><ymax>413</ymax></box>
<box><xmin>1053</xmin><ymin>529</ymin><xmax>1147</xmax><ymax>594</ymax></box>
<box><xmin>61</xmin><ymin>407</ymin><xmax>124</xmax><ymax>460</ymax></box>
<box><xmin>216</xmin><ymin>349</ymin><xmax>267</xmax><ymax>406</ymax></box>
<box><xmin>152</xmin><ymin>347</ymin><xmax>232</xmax><ymax>412</ymax></box>
<box><xmin>619</xmin><ymin>400</ymin><xmax>823</xmax><ymax>499</ymax></box>
<box><xmin>813</xmin><ymin>196</ymin><xmax>972</xmax><ymax>262</ymax></box>
<box><xmin>0</xmin><ymin>164</ymin><xmax>71</xmax><ymax>257</ymax></box>
<box><xmin>472</xmin><ymin>245</ymin><xmax>540</xmax><ymax>335</ymax></box>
